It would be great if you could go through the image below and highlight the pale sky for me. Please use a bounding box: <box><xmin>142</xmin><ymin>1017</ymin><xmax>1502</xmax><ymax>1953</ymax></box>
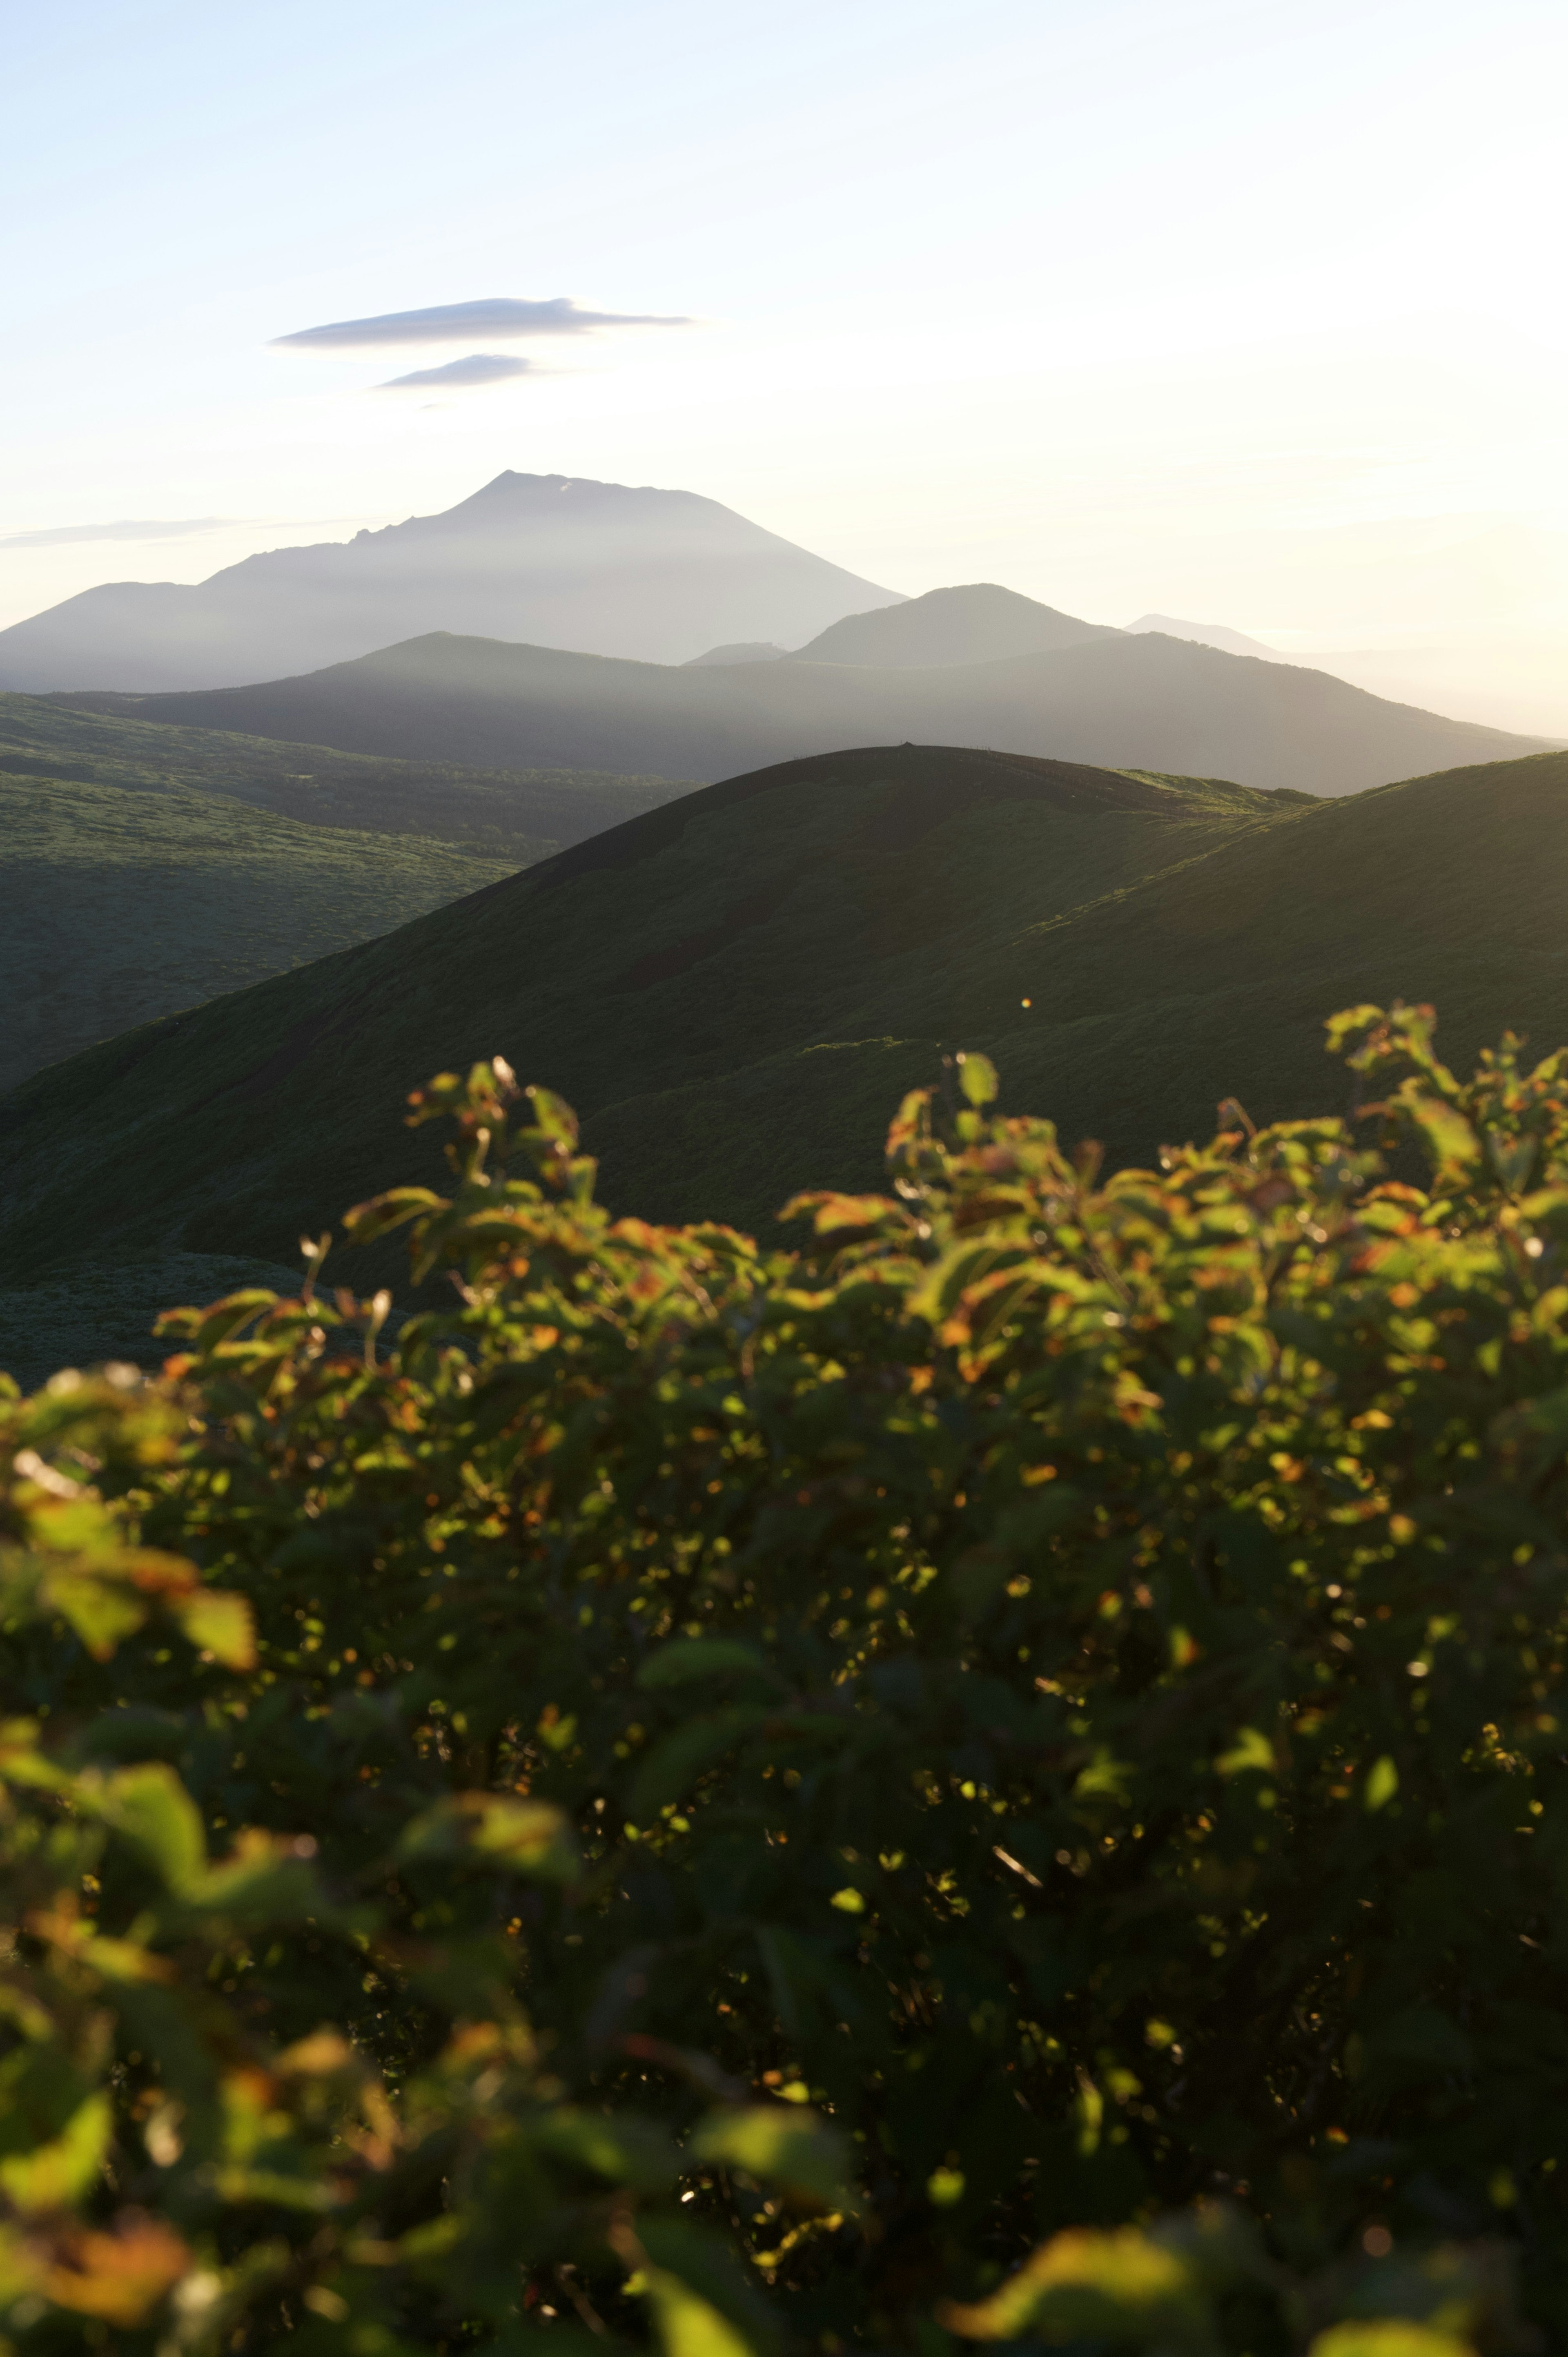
<box><xmin>7</xmin><ymin>0</ymin><xmax>1567</xmax><ymax>729</ymax></box>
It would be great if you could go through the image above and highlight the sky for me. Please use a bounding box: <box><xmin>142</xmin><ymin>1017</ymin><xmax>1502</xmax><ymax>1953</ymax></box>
<box><xmin>7</xmin><ymin>0</ymin><xmax>1568</xmax><ymax>729</ymax></box>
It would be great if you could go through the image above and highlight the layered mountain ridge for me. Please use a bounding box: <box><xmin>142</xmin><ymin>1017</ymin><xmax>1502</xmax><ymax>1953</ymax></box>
<box><xmin>80</xmin><ymin>587</ymin><xmax>1547</xmax><ymax>798</ymax></box>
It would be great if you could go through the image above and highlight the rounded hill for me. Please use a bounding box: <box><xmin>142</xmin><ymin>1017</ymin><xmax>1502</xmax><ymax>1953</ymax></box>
<box><xmin>5</xmin><ymin>741</ymin><xmax>1568</xmax><ymax>1376</ymax></box>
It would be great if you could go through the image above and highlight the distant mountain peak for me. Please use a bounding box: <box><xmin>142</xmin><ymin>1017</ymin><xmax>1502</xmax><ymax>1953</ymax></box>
<box><xmin>789</xmin><ymin>582</ymin><xmax>1119</xmax><ymax>669</ymax></box>
<box><xmin>685</xmin><ymin>641</ymin><xmax>787</xmax><ymax>668</ymax></box>
<box><xmin>0</xmin><ymin>473</ymin><xmax>904</xmax><ymax>691</ymax></box>
<box><xmin>1125</xmin><ymin>614</ymin><xmax>1293</xmax><ymax>664</ymax></box>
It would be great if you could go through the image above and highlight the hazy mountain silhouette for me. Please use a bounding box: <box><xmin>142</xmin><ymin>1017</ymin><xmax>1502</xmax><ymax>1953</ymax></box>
<box><xmin>791</xmin><ymin>584</ymin><xmax>1118</xmax><ymax>666</ymax></box>
<box><xmin>1124</xmin><ymin>614</ymin><xmax>1293</xmax><ymax>662</ymax></box>
<box><xmin>684</xmin><ymin>642</ymin><xmax>787</xmax><ymax>667</ymax></box>
<box><xmin>0</xmin><ymin>473</ymin><xmax>904</xmax><ymax>690</ymax></box>
<box><xmin>91</xmin><ymin>594</ymin><xmax>1548</xmax><ymax>797</ymax></box>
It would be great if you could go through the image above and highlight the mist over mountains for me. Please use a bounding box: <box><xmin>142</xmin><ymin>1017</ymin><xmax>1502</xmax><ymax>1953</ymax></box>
<box><xmin>0</xmin><ymin>473</ymin><xmax>903</xmax><ymax>690</ymax></box>
<box><xmin>87</xmin><ymin>586</ymin><xmax>1546</xmax><ymax>799</ymax></box>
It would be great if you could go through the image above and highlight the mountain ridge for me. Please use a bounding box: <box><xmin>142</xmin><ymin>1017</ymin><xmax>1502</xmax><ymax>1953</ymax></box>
<box><xmin>787</xmin><ymin>583</ymin><xmax>1120</xmax><ymax>667</ymax></box>
<box><xmin>1124</xmin><ymin>613</ymin><xmax>1294</xmax><ymax>662</ymax></box>
<box><xmin>72</xmin><ymin>613</ymin><xmax>1548</xmax><ymax>798</ymax></box>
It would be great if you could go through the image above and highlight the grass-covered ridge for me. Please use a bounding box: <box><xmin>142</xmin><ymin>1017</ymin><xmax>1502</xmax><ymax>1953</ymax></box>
<box><xmin>0</xmin><ymin>772</ymin><xmax>520</xmax><ymax>1092</ymax></box>
<box><xmin>7</xmin><ymin>742</ymin><xmax>1568</xmax><ymax>1385</ymax></box>
<box><xmin>1</xmin><ymin>687</ymin><xmax>695</xmax><ymax>857</ymax></box>
<box><xmin>0</xmin><ymin>686</ymin><xmax>696</xmax><ymax>1099</ymax></box>
<box><xmin>4</xmin><ymin>1003</ymin><xmax>1567</xmax><ymax>2353</ymax></box>
<box><xmin>0</xmin><ymin>746</ymin><xmax>1304</xmax><ymax>1356</ymax></box>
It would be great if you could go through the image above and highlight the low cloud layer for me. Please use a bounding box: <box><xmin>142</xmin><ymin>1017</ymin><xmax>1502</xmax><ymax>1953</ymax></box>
<box><xmin>275</xmin><ymin>296</ymin><xmax>689</xmax><ymax>351</ymax></box>
<box><xmin>376</xmin><ymin>352</ymin><xmax>533</xmax><ymax>391</ymax></box>
<box><xmin>0</xmin><ymin>517</ymin><xmax>228</xmax><ymax>549</ymax></box>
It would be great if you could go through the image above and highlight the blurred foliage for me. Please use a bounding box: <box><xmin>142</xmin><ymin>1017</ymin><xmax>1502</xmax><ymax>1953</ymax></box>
<box><xmin>5</xmin><ymin>1000</ymin><xmax>1568</xmax><ymax>2351</ymax></box>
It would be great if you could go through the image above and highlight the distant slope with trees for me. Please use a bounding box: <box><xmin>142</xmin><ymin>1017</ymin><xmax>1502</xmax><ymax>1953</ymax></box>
<box><xmin>0</xmin><ymin>687</ymin><xmax>693</xmax><ymax>857</ymax></box>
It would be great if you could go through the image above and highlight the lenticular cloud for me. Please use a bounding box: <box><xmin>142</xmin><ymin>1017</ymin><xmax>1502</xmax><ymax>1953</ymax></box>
<box><xmin>376</xmin><ymin>353</ymin><xmax>533</xmax><ymax>391</ymax></box>
<box><xmin>274</xmin><ymin>296</ymin><xmax>690</xmax><ymax>350</ymax></box>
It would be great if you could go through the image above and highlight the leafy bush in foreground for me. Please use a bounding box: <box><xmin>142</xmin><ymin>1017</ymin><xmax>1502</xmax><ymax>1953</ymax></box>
<box><xmin>4</xmin><ymin>1002</ymin><xmax>1568</xmax><ymax>2353</ymax></box>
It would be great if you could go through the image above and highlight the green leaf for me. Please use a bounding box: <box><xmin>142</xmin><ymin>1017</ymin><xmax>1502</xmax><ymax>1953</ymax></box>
<box><xmin>1401</xmin><ymin>1094</ymin><xmax>1479</xmax><ymax>1181</ymax></box>
<box><xmin>397</xmin><ymin>1793</ymin><xmax>579</xmax><ymax>1882</ymax></box>
<box><xmin>192</xmin><ymin>1291</ymin><xmax>281</xmax><ymax>1354</ymax></box>
<box><xmin>170</xmin><ymin>1586</ymin><xmax>256</xmax><ymax>1669</ymax></box>
<box><xmin>0</xmin><ymin>2085</ymin><xmax>112</xmax><ymax>2215</ymax></box>
<box><xmin>1216</xmin><ymin>1727</ymin><xmax>1276</xmax><ymax>1776</ymax></box>
<box><xmin>104</xmin><ymin>1763</ymin><xmax>207</xmax><ymax>1895</ymax></box>
<box><xmin>638</xmin><ymin>2221</ymin><xmax>780</xmax><ymax>2357</ymax></box>
<box><xmin>688</xmin><ymin>2105</ymin><xmax>855</xmax><ymax>2211</ymax></box>
<box><xmin>1308</xmin><ymin>2328</ymin><xmax>1473</xmax><ymax>2357</ymax></box>
<box><xmin>1365</xmin><ymin>1755</ymin><xmax>1399</xmax><ymax>1813</ymax></box>
<box><xmin>641</xmin><ymin>2271</ymin><xmax>758</xmax><ymax>2357</ymax></box>
<box><xmin>1074</xmin><ymin>1748</ymin><xmax>1134</xmax><ymax>1803</ymax></box>
<box><xmin>188</xmin><ymin>1839</ymin><xmax>326</xmax><ymax>1924</ymax></box>
<box><xmin>523</xmin><ymin>1085</ymin><xmax>580</xmax><ymax>1146</ymax></box>
<box><xmin>343</xmin><ymin>1186</ymin><xmax>446</xmax><ymax>1247</ymax></box>
<box><xmin>957</xmin><ymin>1051</ymin><xmax>999</xmax><ymax>1108</ymax></box>
<box><xmin>42</xmin><ymin>1567</ymin><xmax>148</xmax><ymax>1661</ymax></box>
<box><xmin>939</xmin><ymin>2224</ymin><xmax>1208</xmax><ymax>2343</ymax></box>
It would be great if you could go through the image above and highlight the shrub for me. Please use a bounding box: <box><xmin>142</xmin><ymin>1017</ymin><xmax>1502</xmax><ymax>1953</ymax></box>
<box><xmin>3</xmin><ymin>1003</ymin><xmax>1565</xmax><ymax>2352</ymax></box>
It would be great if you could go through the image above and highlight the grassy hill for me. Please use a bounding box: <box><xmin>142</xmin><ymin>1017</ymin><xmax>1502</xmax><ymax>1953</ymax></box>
<box><xmin>0</xmin><ymin>772</ymin><xmax>519</xmax><ymax>1093</ymax></box>
<box><xmin>84</xmin><ymin>614</ymin><xmax>1546</xmax><ymax>796</ymax></box>
<box><xmin>1</xmin><ymin>689</ymin><xmax>694</xmax><ymax>859</ymax></box>
<box><xmin>0</xmin><ymin>693</ymin><xmax>695</xmax><ymax>1097</ymax></box>
<box><xmin>6</xmin><ymin>738</ymin><xmax>1567</xmax><ymax>1385</ymax></box>
<box><xmin>0</xmin><ymin>747</ymin><xmax>1290</xmax><ymax>1376</ymax></box>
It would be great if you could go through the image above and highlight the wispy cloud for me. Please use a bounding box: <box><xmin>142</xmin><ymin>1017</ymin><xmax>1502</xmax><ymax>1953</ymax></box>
<box><xmin>0</xmin><ymin>517</ymin><xmax>229</xmax><ymax>550</ymax></box>
<box><xmin>274</xmin><ymin>296</ymin><xmax>690</xmax><ymax>351</ymax></box>
<box><xmin>376</xmin><ymin>352</ymin><xmax>533</xmax><ymax>391</ymax></box>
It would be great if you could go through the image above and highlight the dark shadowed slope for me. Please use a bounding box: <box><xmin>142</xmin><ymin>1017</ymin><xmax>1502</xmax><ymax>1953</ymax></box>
<box><xmin>7</xmin><ymin>743</ymin><xmax>1568</xmax><ymax>1376</ymax></box>
<box><xmin>789</xmin><ymin>583</ymin><xmax>1119</xmax><ymax>666</ymax></box>
<box><xmin>0</xmin><ymin>471</ymin><xmax>904</xmax><ymax>689</ymax></box>
<box><xmin>0</xmin><ymin>749</ymin><xmax>1291</xmax><ymax>1316</ymax></box>
<box><xmin>94</xmin><ymin>615</ymin><xmax>1547</xmax><ymax>796</ymax></box>
<box><xmin>9</xmin><ymin>735</ymin><xmax>1566</xmax><ymax>1367</ymax></box>
<box><xmin>0</xmin><ymin>689</ymin><xmax>693</xmax><ymax>858</ymax></box>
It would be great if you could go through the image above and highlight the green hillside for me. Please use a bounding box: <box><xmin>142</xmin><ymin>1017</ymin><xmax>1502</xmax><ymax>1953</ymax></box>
<box><xmin>0</xmin><ymin>772</ymin><xmax>519</xmax><ymax>1092</ymax></box>
<box><xmin>4</xmin><ymin>738</ymin><xmax>1566</xmax><ymax>1383</ymax></box>
<box><xmin>0</xmin><ymin>746</ymin><xmax>1288</xmax><ymax>1378</ymax></box>
<box><xmin>0</xmin><ymin>689</ymin><xmax>694</xmax><ymax>858</ymax></box>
